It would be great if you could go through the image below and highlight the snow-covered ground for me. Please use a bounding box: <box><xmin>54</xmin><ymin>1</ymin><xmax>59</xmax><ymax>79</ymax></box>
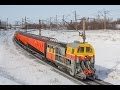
<box><xmin>1</xmin><ymin>29</ymin><xmax>120</xmax><ymax>85</ymax></box>
<box><xmin>29</xmin><ymin>29</ymin><xmax>120</xmax><ymax>85</ymax></box>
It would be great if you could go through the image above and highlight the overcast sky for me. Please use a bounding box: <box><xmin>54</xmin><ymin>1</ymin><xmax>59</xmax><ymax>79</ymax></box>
<box><xmin>0</xmin><ymin>5</ymin><xmax>120</xmax><ymax>24</ymax></box>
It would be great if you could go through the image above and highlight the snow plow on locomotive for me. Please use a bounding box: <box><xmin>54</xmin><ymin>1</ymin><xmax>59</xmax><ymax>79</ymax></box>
<box><xmin>14</xmin><ymin>31</ymin><xmax>96</xmax><ymax>80</ymax></box>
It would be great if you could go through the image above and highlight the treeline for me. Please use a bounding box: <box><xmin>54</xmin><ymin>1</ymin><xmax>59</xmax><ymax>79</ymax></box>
<box><xmin>66</xmin><ymin>18</ymin><xmax>120</xmax><ymax>30</ymax></box>
<box><xmin>21</xmin><ymin>18</ymin><xmax>120</xmax><ymax>30</ymax></box>
<box><xmin>0</xmin><ymin>20</ymin><xmax>12</xmax><ymax>30</ymax></box>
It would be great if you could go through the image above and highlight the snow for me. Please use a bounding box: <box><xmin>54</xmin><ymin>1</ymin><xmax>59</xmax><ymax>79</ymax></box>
<box><xmin>1</xmin><ymin>29</ymin><xmax>120</xmax><ymax>85</ymax></box>
<box><xmin>0</xmin><ymin>76</ymin><xmax>19</xmax><ymax>85</ymax></box>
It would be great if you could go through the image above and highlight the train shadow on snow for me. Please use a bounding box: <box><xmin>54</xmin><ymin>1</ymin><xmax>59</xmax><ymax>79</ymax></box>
<box><xmin>95</xmin><ymin>64</ymin><xmax>119</xmax><ymax>80</ymax></box>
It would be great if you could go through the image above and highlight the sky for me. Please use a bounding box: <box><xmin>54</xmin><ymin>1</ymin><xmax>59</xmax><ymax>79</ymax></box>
<box><xmin>0</xmin><ymin>5</ymin><xmax>120</xmax><ymax>24</ymax></box>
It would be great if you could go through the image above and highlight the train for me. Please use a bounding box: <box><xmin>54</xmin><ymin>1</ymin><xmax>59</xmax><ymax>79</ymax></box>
<box><xmin>14</xmin><ymin>31</ymin><xmax>96</xmax><ymax>80</ymax></box>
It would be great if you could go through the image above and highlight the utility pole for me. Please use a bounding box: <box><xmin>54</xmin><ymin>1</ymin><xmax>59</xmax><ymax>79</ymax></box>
<box><xmin>74</xmin><ymin>11</ymin><xmax>77</xmax><ymax>31</ymax></box>
<box><xmin>62</xmin><ymin>15</ymin><xmax>65</xmax><ymax>29</ymax></box>
<box><xmin>25</xmin><ymin>16</ymin><xmax>27</xmax><ymax>32</ymax></box>
<box><xmin>82</xmin><ymin>17</ymin><xmax>86</xmax><ymax>43</ymax></box>
<box><xmin>39</xmin><ymin>19</ymin><xmax>41</xmax><ymax>36</ymax></box>
<box><xmin>7</xmin><ymin>18</ymin><xmax>8</xmax><ymax>30</ymax></box>
<box><xmin>22</xmin><ymin>18</ymin><xmax>23</xmax><ymax>30</ymax></box>
<box><xmin>56</xmin><ymin>15</ymin><xmax>58</xmax><ymax>29</ymax></box>
<box><xmin>76</xmin><ymin>17</ymin><xmax>87</xmax><ymax>43</ymax></box>
<box><xmin>50</xmin><ymin>17</ymin><xmax>52</xmax><ymax>30</ymax></box>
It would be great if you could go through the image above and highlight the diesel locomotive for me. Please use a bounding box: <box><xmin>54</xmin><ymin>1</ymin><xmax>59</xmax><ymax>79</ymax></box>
<box><xmin>14</xmin><ymin>31</ymin><xmax>95</xmax><ymax>79</ymax></box>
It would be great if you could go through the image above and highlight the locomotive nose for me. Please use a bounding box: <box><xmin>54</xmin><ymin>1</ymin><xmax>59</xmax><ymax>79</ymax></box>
<box><xmin>83</xmin><ymin>69</ymin><xmax>93</xmax><ymax>76</ymax></box>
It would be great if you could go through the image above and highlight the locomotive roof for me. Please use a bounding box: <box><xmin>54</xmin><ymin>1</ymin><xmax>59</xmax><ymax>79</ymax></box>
<box><xmin>47</xmin><ymin>40</ymin><xmax>67</xmax><ymax>48</ymax></box>
<box><xmin>67</xmin><ymin>42</ymin><xmax>80</xmax><ymax>48</ymax></box>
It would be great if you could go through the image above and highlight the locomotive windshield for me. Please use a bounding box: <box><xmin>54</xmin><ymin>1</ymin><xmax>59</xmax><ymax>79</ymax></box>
<box><xmin>77</xmin><ymin>46</ymin><xmax>93</xmax><ymax>53</ymax></box>
<box><xmin>77</xmin><ymin>47</ymin><xmax>84</xmax><ymax>53</ymax></box>
<box><xmin>86</xmin><ymin>47</ymin><xmax>92</xmax><ymax>52</ymax></box>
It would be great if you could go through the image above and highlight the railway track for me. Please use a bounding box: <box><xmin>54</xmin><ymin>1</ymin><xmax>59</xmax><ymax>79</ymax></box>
<box><xmin>13</xmin><ymin>36</ymin><xmax>112</xmax><ymax>85</ymax></box>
